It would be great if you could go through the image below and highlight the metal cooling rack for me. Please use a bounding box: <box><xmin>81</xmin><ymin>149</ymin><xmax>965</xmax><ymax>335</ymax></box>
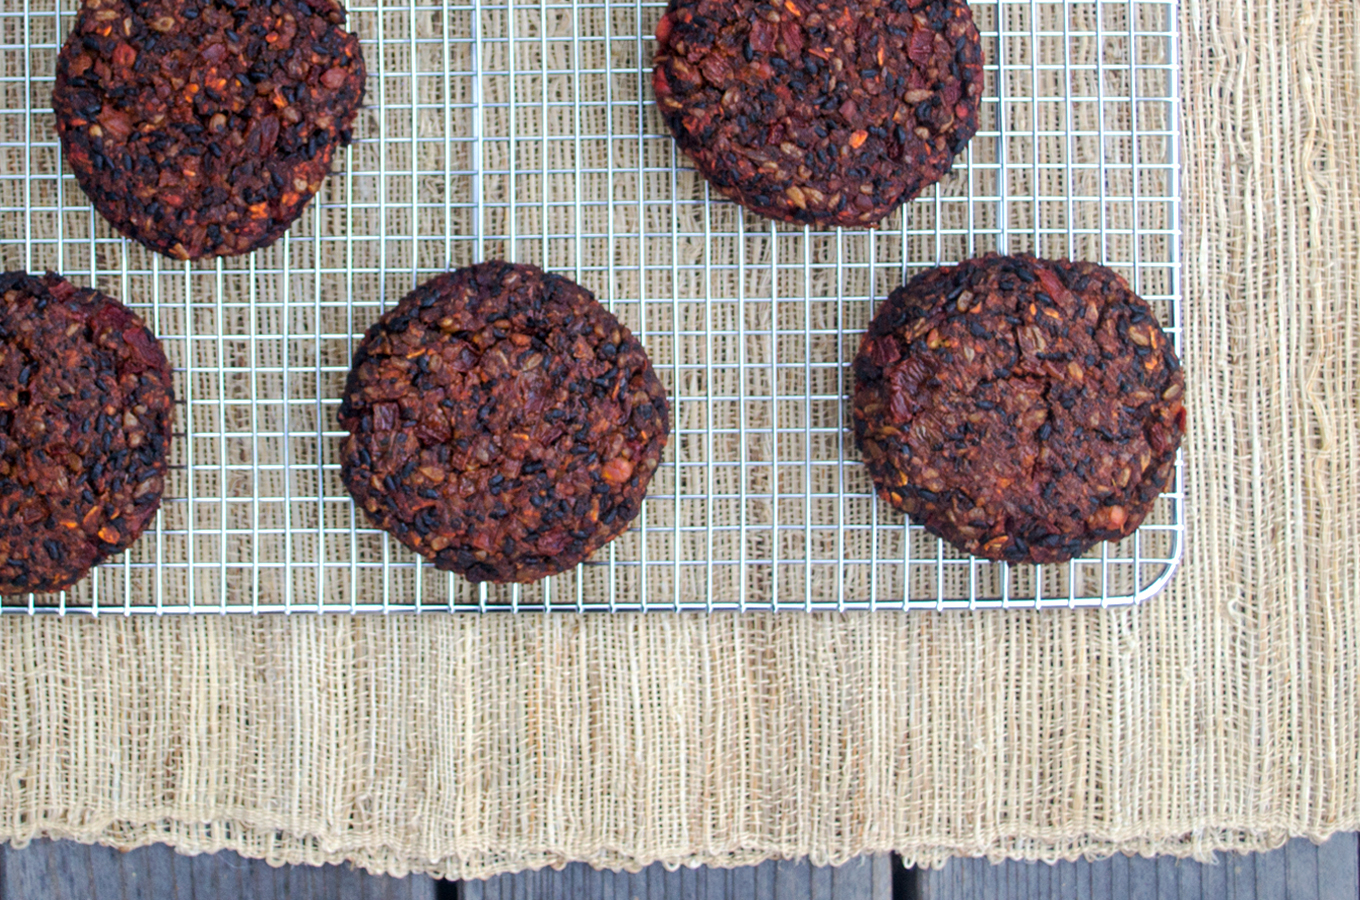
<box><xmin>0</xmin><ymin>0</ymin><xmax>1182</xmax><ymax>614</ymax></box>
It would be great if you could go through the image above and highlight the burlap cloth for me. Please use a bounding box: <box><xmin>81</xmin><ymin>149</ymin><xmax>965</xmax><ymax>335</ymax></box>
<box><xmin>0</xmin><ymin>0</ymin><xmax>1356</xmax><ymax>879</ymax></box>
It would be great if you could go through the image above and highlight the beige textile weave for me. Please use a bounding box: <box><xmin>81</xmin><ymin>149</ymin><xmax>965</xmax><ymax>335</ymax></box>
<box><xmin>0</xmin><ymin>0</ymin><xmax>1357</xmax><ymax>879</ymax></box>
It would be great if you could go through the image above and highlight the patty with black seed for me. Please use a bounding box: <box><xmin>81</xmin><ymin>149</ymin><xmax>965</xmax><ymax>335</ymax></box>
<box><xmin>653</xmin><ymin>0</ymin><xmax>983</xmax><ymax>227</ymax></box>
<box><xmin>53</xmin><ymin>0</ymin><xmax>366</xmax><ymax>261</ymax></box>
<box><xmin>853</xmin><ymin>254</ymin><xmax>1185</xmax><ymax>564</ymax></box>
<box><xmin>339</xmin><ymin>262</ymin><xmax>670</xmax><ymax>584</ymax></box>
<box><xmin>0</xmin><ymin>272</ymin><xmax>174</xmax><ymax>595</ymax></box>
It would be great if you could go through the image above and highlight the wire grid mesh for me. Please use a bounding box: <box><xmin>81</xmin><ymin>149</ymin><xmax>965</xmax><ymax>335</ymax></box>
<box><xmin>0</xmin><ymin>0</ymin><xmax>1182</xmax><ymax>614</ymax></box>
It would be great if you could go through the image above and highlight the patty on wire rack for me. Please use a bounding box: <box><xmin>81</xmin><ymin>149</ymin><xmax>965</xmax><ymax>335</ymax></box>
<box><xmin>653</xmin><ymin>0</ymin><xmax>984</xmax><ymax>227</ymax></box>
<box><xmin>0</xmin><ymin>272</ymin><xmax>174</xmax><ymax>595</ymax></box>
<box><xmin>852</xmin><ymin>254</ymin><xmax>1185</xmax><ymax>564</ymax></box>
<box><xmin>53</xmin><ymin>0</ymin><xmax>366</xmax><ymax>260</ymax></box>
<box><xmin>339</xmin><ymin>262</ymin><xmax>670</xmax><ymax>583</ymax></box>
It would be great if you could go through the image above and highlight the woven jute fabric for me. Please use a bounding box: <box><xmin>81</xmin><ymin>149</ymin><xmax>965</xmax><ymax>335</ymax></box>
<box><xmin>0</xmin><ymin>0</ymin><xmax>1357</xmax><ymax>879</ymax></box>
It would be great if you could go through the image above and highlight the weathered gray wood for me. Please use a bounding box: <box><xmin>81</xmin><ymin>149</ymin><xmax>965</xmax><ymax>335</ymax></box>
<box><xmin>973</xmin><ymin>859</ymin><xmax>995</xmax><ymax>900</ymax></box>
<box><xmin>811</xmin><ymin>857</ymin><xmax>834</xmax><ymax>900</ymax></box>
<box><xmin>940</xmin><ymin>856</ymin><xmax>962</xmax><ymax>900</ymax></box>
<box><xmin>1154</xmin><ymin>855</ymin><xmax>1178</xmax><ymax>899</ymax></box>
<box><xmin>954</xmin><ymin>859</ymin><xmax>966</xmax><ymax>900</ymax></box>
<box><xmin>776</xmin><ymin>857</ymin><xmax>810</xmax><ymax>899</ymax></box>
<box><xmin>686</xmin><ymin>862</ymin><xmax>704</xmax><ymax>900</ymax></box>
<box><xmin>82</xmin><ymin>844</ymin><xmax>124</xmax><ymax>900</ymax></box>
<box><xmin>584</xmin><ymin>863</ymin><xmax>602</xmax><ymax>900</ymax></box>
<box><xmin>524</xmin><ymin>865</ymin><xmax>545</xmax><ymax>900</ymax></box>
<box><xmin>1253</xmin><ymin>840</ymin><xmax>1285</xmax><ymax>899</ymax></box>
<box><xmin>1072</xmin><ymin>857</ymin><xmax>1091</xmax><ymax>900</ymax></box>
<box><xmin>1199</xmin><ymin>849</ymin><xmax>1227</xmax><ymax>900</ymax></box>
<box><xmin>18</xmin><ymin>838</ymin><xmax>1360</xmax><ymax>900</ymax></box>
<box><xmin>155</xmin><ymin>842</ymin><xmax>193</xmax><ymax>900</ymax></box>
<box><xmin>1129</xmin><ymin>853</ymin><xmax>1158</xmax><ymax>900</ymax></box>
<box><xmin>663</xmin><ymin>864</ymin><xmax>685</xmax><ymax>900</ymax></box>
<box><xmin>753</xmin><ymin>858</ymin><xmax>776</xmax><ymax>897</ymax></box>
<box><xmin>700</xmin><ymin>864</ymin><xmax>728</xmax><ymax>900</ymax></box>
<box><xmin>1052</xmin><ymin>858</ymin><xmax>1069</xmax><ymax>899</ymax></box>
<box><xmin>1048</xmin><ymin>859</ymin><xmax>1070</xmax><ymax>900</ymax></box>
<box><xmin>1175</xmin><ymin>856</ymin><xmax>1201</xmax><ymax>900</ymax></box>
<box><xmin>1317</xmin><ymin>832</ymin><xmax>1358</xmax><ymax>900</ymax></box>
<box><xmin>916</xmin><ymin>833</ymin><xmax>1360</xmax><ymax>900</ymax></box>
<box><xmin>1230</xmin><ymin>847</ymin><xmax>1256</xmax><ymax>900</ymax></box>
<box><xmin>1111</xmin><ymin>851</ymin><xmax>1131</xmax><ymax>900</ymax></box>
<box><xmin>1</xmin><ymin>838</ymin><xmax>437</xmax><ymax>900</ymax></box>
<box><xmin>8</xmin><ymin>840</ymin><xmax>76</xmax><ymax>900</ymax></box>
<box><xmin>955</xmin><ymin>855</ymin><xmax>974</xmax><ymax>900</ymax></box>
<box><xmin>462</xmin><ymin>856</ymin><xmax>887</xmax><ymax>900</ymax></box>
<box><xmin>729</xmin><ymin>860</ymin><xmax>757</xmax><ymax>900</ymax></box>
<box><xmin>1284</xmin><ymin>836</ymin><xmax>1319</xmax><ymax>900</ymax></box>
<box><xmin>834</xmin><ymin>854</ymin><xmax>873</xmax><ymax>898</ymax></box>
<box><xmin>1093</xmin><ymin>852</ymin><xmax>1114</xmax><ymax>899</ymax></box>
<box><xmin>528</xmin><ymin>866</ymin><xmax>545</xmax><ymax>900</ymax></box>
<box><xmin>871</xmin><ymin>853</ymin><xmax>892</xmax><ymax>900</ymax></box>
<box><xmin>4</xmin><ymin>840</ymin><xmax>92</xmax><ymax>900</ymax></box>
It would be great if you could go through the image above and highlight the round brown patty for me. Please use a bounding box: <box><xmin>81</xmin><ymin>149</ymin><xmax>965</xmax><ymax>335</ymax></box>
<box><xmin>0</xmin><ymin>272</ymin><xmax>174</xmax><ymax>595</ymax></box>
<box><xmin>339</xmin><ymin>262</ymin><xmax>670</xmax><ymax>584</ymax></box>
<box><xmin>653</xmin><ymin>0</ymin><xmax>983</xmax><ymax>227</ymax></box>
<box><xmin>53</xmin><ymin>0</ymin><xmax>366</xmax><ymax>261</ymax></box>
<box><xmin>853</xmin><ymin>254</ymin><xmax>1185</xmax><ymax>564</ymax></box>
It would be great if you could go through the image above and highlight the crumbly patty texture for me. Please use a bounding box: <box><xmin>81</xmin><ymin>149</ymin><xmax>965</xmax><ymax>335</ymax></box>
<box><xmin>53</xmin><ymin>0</ymin><xmax>366</xmax><ymax>261</ymax></box>
<box><xmin>653</xmin><ymin>0</ymin><xmax>983</xmax><ymax>227</ymax></box>
<box><xmin>0</xmin><ymin>273</ymin><xmax>174</xmax><ymax>595</ymax></box>
<box><xmin>853</xmin><ymin>254</ymin><xmax>1185</xmax><ymax>564</ymax></box>
<box><xmin>339</xmin><ymin>262</ymin><xmax>670</xmax><ymax>584</ymax></box>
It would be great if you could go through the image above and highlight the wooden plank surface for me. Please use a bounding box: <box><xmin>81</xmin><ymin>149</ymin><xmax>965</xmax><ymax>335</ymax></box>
<box><xmin>1254</xmin><ymin>840</ymin><xmax>1286</xmax><ymax>898</ymax></box>
<box><xmin>1317</xmin><ymin>829</ymin><xmax>1360</xmax><ymax>900</ymax></box>
<box><xmin>0</xmin><ymin>838</ymin><xmax>438</xmax><ymax>900</ymax></box>
<box><xmin>4</xmin><ymin>835</ymin><xmax>1356</xmax><ymax>899</ymax></box>
<box><xmin>919</xmin><ymin>833</ymin><xmax>1359</xmax><ymax>900</ymax></box>
<box><xmin>460</xmin><ymin>853</ymin><xmax>892</xmax><ymax>900</ymax></box>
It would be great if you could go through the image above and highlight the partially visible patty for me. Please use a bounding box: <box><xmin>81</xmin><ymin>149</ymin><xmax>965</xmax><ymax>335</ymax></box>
<box><xmin>653</xmin><ymin>0</ymin><xmax>983</xmax><ymax>227</ymax></box>
<box><xmin>53</xmin><ymin>0</ymin><xmax>365</xmax><ymax>260</ymax></box>
<box><xmin>0</xmin><ymin>272</ymin><xmax>174</xmax><ymax>595</ymax></box>
<box><xmin>853</xmin><ymin>254</ymin><xmax>1185</xmax><ymax>564</ymax></box>
<box><xmin>339</xmin><ymin>262</ymin><xmax>670</xmax><ymax>584</ymax></box>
